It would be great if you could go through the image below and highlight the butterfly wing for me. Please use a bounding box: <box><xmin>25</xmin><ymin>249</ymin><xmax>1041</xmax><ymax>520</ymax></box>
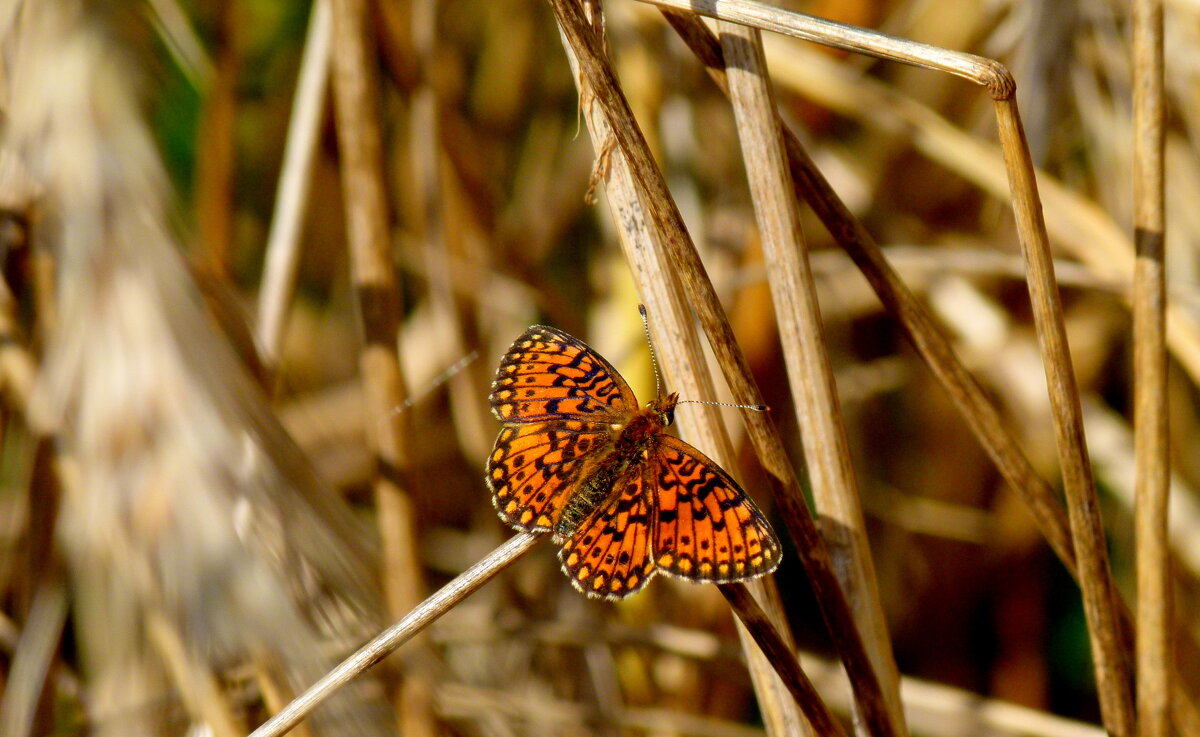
<box><xmin>559</xmin><ymin>464</ymin><xmax>656</xmax><ymax>599</ymax></box>
<box><xmin>490</xmin><ymin>326</ymin><xmax>638</xmax><ymax>424</ymax></box>
<box><xmin>488</xmin><ymin>421</ymin><xmax>612</xmax><ymax>533</ymax></box>
<box><xmin>651</xmin><ymin>435</ymin><xmax>781</xmax><ymax>583</ymax></box>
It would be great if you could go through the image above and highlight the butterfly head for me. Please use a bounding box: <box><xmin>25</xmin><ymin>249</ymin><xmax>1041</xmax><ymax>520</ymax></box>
<box><xmin>647</xmin><ymin>391</ymin><xmax>680</xmax><ymax>427</ymax></box>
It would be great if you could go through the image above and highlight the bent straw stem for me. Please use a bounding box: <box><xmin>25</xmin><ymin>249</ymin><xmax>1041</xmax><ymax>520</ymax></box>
<box><xmin>246</xmin><ymin>533</ymin><xmax>542</xmax><ymax>737</ymax></box>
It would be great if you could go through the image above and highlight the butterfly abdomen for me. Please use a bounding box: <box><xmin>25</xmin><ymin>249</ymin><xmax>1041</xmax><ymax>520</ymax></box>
<box><xmin>555</xmin><ymin>457</ymin><xmax>623</xmax><ymax>541</ymax></box>
<box><xmin>553</xmin><ymin>410</ymin><xmax>664</xmax><ymax>542</ymax></box>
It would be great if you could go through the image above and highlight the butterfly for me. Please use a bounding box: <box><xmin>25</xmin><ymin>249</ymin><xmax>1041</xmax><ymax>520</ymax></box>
<box><xmin>486</xmin><ymin>323</ymin><xmax>781</xmax><ymax>599</ymax></box>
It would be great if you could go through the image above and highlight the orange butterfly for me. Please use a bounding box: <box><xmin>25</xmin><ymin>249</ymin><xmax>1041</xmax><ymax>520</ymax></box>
<box><xmin>487</xmin><ymin>324</ymin><xmax>781</xmax><ymax>599</ymax></box>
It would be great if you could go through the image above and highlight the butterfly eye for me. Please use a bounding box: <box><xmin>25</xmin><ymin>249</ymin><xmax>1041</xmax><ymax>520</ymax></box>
<box><xmin>660</xmin><ymin>404</ymin><xmax>675</xmax><ymax>426</ymax></box>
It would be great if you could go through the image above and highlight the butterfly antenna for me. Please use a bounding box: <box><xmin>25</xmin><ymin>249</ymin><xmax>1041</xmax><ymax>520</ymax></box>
<box><xmin>391</xmin><ymin>350</ymin><xmax>479</xmax><ymax>415</ymax></box>
<box><xmin>638</xmin><ymin>304</ymin><xmax>663</xmax><ymax>400</ymax></box>
<box><xmin>676</xmin><ymin>399</ymin><xmax>769</xmax><ymax>412</ymax></box>
<box><xmin>638</xmin><ymin>306</ymin><xmax>766</xmax><ymax>412</ymax></box>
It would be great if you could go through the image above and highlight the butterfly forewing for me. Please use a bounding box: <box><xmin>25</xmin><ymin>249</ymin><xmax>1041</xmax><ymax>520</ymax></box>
<box><xmin>560</xmin><ymin>465</ymin><xmax>656</xmax><ymax>599</ymax></box>
<box><xmin>490</xmin><ymin>326</ymin><xmax>638</xmax><ymax>423</ymax></box>
<box><xmin>488</xmin><ymin>421</ymin><xmax>611</xmax><ymax>533</ymax></box>
<box><xmin>651</xmin><ymin>435</ymin><xmax>780</xmax><ymax>583</ymax></box>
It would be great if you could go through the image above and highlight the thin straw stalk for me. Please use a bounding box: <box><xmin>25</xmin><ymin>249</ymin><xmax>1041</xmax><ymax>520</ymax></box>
<box><xmin>720</xmin><ymin>584</ymin><xmax>849</xmax><ymax>737</ymax></box>
<box><xmin>547</xmin><ymin>1</ymin><xmax>899</xmax><ymax>735</ymax></box>
<box><xmin>1131</xmin><ymin>0</ymin><xmax>1171</xmax><ymax>736</ymax></box>
<box><xmin>247</xmin><ymin>534</ymin><xmax>543</xmax><ymax>737</ymax></box>
<box><xmin>553</xmin><ymin>2</ymin><xmax>807</xmax><ymax>733</ymax></box>
<box><xmin>192</xmin><ymin>0</ymin><xmax>237</xmax><ymax>279</ymax></box>
<box><xmin>644</xmin><ymin>0</ymin><xmax>1011</xmax><ymax>96</ymax></box>
<box><xmin>993</xmin><ymin>98</ymin><xmax>1135</xmax><ymax>737</ymax></box>
<box><xmin>0</xmin><ymin>579</ymin><xmax>68</xmax><ymax>737</ymax></box>
<box><xmin>718</xmin><ymin>19</ymin><xmax>905</xmax><ymax>736</ymax></box>
<box><xmin>329</xmin><ymin>0</ymin><xmax>422</xmax><ymax>623</ymax></box>
<box><xmin>660</xmin><ymin>8</ymin><xmax>1138</xmax><ymax>733</ymax></box>
<box><xmin>329</xmin><ymin>0</ymin><xmax>433</xmax><ymax>733</ymax></box>
<box><xmin>257</xmin><ymin>0</ymin><xmax>332</xmax><ymax>373</ymax></box>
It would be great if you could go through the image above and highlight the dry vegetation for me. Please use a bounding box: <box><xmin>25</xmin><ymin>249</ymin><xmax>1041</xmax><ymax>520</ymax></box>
<box><xmin>0</xmin><ymin>0</ymin><xmax>1197</xmax><ymax>736</ymax></box>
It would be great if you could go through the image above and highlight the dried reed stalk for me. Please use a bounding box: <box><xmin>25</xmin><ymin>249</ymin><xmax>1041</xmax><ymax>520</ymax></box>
<box><xmin>1131</xmin><ymin>1</ymin><xmax>1170</xmax><ymax>736</ymax></box>
<box><xmin>192</xmin><ymin>0</ymin><xmax>237</xmax><ymax>278</ymax></box>
<box><xmin>549</xmin><ymin>0</ymin><xmax>901</xmax><ymax>734</ymax></box>
<box><xmin>718</xmin><ymin>19</ymin><xmax>906</xmax><ymax>736</ymax></box>
<box><xmin>257</xmin><ymin>0</ymin><xmax>332</xmax><ymax>372</ymax></box>
<box><xmin>656</xmin><ymin>9</ymin><xmax>1078</xmax><ymax>569</ymax></box>
<box><xmin>329</xmin><ymin>0</ymin><xmax>422</xmax><ymax>628</ymax></box>
<box><xmin>655</xmin><ymin>5</ymin><xmax>1139</xmax><ymax>733</ymax></box>
<box><xmin>719</xmin><ymin>584</ymin><xmax>849</xmax><ymax>737</ymax></box>
<box><xmin>659</xmin><ymin>12</ymin><xmax>1200</xmax><ymax>734</ymax></box>
<box><xmin>247</xmin><ymin>533</ymin><xmax>542</xmax><ymax>737</ymax></box>
<box><xmin>0</xmin><ymin>263</ymin><xmax>37</xmax><ymax>410</ymax></box>
<box><xmin>0</xmin><ymin>578</ymin><xmax>67</xmax><ymax>737</ymax></box>
<box><xmin>993</xmin><ymin>98</ymin><xmax>1134</xmax><ymax>737</ymax></box>
<box><xmin>328</xmin><ymin>0</ymin><xmax>433</xmax><ymax>734</ymax></box>
<box><xmin>644</xmin><ymin>0</ymin><xmax>1012</xmax><ymax>93</ymax></box>
<box><xmin>552</xmin><ymin>2</ymin><xmax>809</xmax><ymax>733</ymax></box>
<box><xmin>0</xmin><ymin>206</ymin><xmax>63</xmax><ymax>737</ymax></box>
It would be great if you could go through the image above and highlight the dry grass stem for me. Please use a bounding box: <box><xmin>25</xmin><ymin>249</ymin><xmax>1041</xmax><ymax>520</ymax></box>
<box><xmin>329</xmin><ymin>0</ymin><xmax>433</xmax><ymax>732</ymax></box>
<box><xmin>329</xmin><ymin>0</ymin><xmax>422</xmax><ymax>620</ymax></box>
<box><xmin>1131</xmin><ymin>1</ymin><xmax>1171</xmax><ymax>736</ymax></box>
<box><xmin>550</xmin><ymin>1</ymin><xmax>900</xmax><ymax>734</ymax></box>
<box><xmin>0</xmin><ymin>279</ymin><xmax>37</xmax><ymax>410</ymax></box>
<box><xmin>994</xmin><ymin>98</ymin><xmax>1134</xmax><ymax>736</ymax></box>
<box><xmin>663</xmin><ymin>7</ymin><xmax>1139</xmax><ymax>733</ymax></box>
<box><xmin>0</xmin><ymin>579</ymin><xmax>67</xmax><ymax>737</ymax></box>
<box><xmin>665</xmin><ymin>8</ymin><xmax>1084</xmax><ymax>575</ymax></box>
<box><xmin>145</xmin><ymin>0</ymin><xmax>214</xmax><ymax>90</ymax></box>
<box><xmin>719</xmin><ymin>583</ymin><xmax>848</xmax><ymax>737</ymax></box>
<box><xmin>247</xmin><ymin>533</ymin><xmax>542</xmax><ymax>737</ymax></box>
<box><xmin>718</xmin><ymin>19</ymin><xmax>905</xmax><ymax>735</ymax></box>
<box><xmin>552</xmin><ymin>3</ymin><xmax>807</xmax><ymax>733</ymax></box>
<box><xmin>644</xmin><ymin>0</ymin><xmax>1011</xmax><ymax>95</ymax></box>
<box><xmin>145</xmin><ymin>609</ymin><xmax>243</xmax><ymax>737</ymax></box>
<box><xmin>192</xmin><ymin>0</ymin><xmax>237</xmax><ymax>278</ymax></box>
<box><xmin>257</xmin><ymin>0</ymin><xmax>332</xmax><ymax>372</ymax></box>
<box><xmin>752</xmin><ymin>33</ymin><xmax>1200</xmax><ymax>387</ymax></box>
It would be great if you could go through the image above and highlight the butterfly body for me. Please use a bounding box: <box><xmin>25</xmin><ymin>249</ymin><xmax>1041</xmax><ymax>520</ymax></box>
<box><xmin>488</xmin><ymin>325</ymin><xmax>780</xmax><ymax>599</ymax></box>
<box><xmin>554</xmin><ymin>393</ymin><xmax>678</xmax><ymax>542</ymax></box>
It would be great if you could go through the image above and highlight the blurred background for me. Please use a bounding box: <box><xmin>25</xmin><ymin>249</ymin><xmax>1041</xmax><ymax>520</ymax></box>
<box><xmin>0</xmin><ymin>0</ymin><xmax>1197</xmax><ymax>735</ymax></box>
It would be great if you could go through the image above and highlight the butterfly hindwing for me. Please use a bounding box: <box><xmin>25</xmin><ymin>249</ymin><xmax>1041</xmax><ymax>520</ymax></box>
<box><xmin>651</xmin><ymin>435</ymin><xmax>780</xmax><ymax>583</ymax></box>
<box><xmin>560</xmin><ymin>464</ymin><xmax>656</xmax><ymax>599</ymax></box>
<box><xmin>490</xmin><ymin>326</ymin><xmax>638</xmax><ymax>424</ymax></box>
<box><xmin>488</xmin><ymin>421</ymin><xmax>611</xmax><ymax>533</ymax></box>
